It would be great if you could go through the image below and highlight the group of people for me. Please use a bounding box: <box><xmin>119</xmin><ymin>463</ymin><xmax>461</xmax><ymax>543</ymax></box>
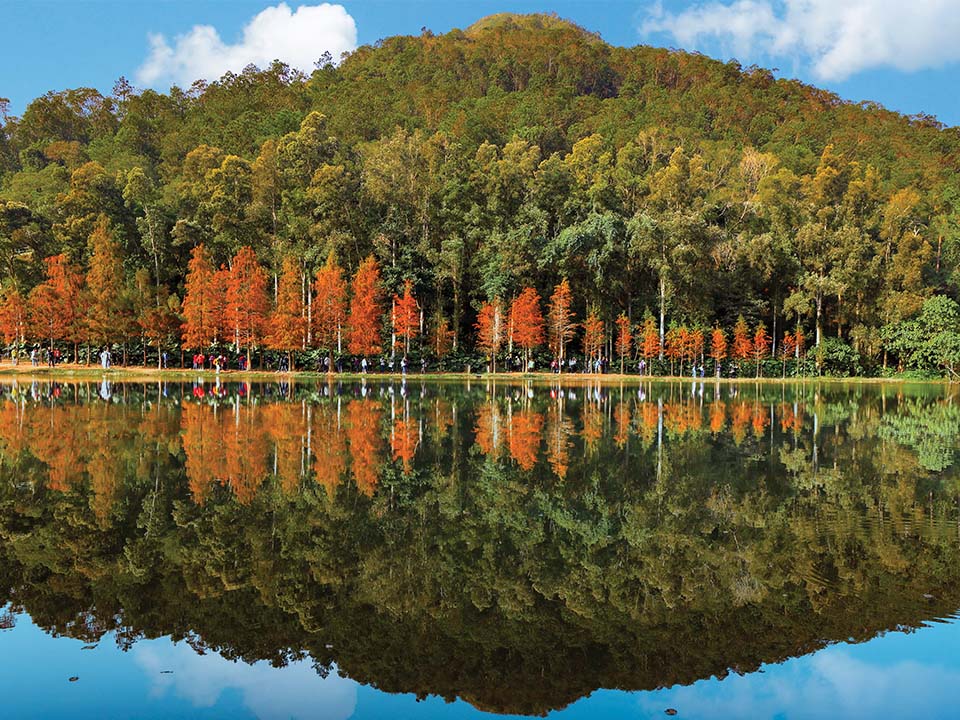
<box><xmin>191</xmin><ymin>353</ymin><xmax>248</xmax><ymax>372</ymax></box>
<box><xmin>28</xmin><ymin>346</ymin><xmax>62</xmax><ymax>367</ymax></box>
<box><xmin>550</xmin><ymin>356</ymin><xmax>612</xmax><ymax>374</ymax></box>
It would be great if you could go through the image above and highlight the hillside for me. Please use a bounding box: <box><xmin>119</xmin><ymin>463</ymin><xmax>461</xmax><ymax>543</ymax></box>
<box><xmin>0</xmin><ymin>13</ymin><xmax>958</xmax><ymax>373</ymax></box>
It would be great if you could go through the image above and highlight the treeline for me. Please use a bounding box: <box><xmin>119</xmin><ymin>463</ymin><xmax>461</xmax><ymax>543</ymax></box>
<box><xmin>1</xmin><ymin>14</ymin><xmax>960</xmax><ymax>375</ymax></box>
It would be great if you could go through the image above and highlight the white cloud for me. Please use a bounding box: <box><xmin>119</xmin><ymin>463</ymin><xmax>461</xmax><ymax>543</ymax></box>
<box><xmin>137</xmin><ymin>3</ymin><xmax>357</xmax><ymax>87</ymax></box>
<box><xmin>641</xmin><ymin>0</ymin><xmax>960</xmax><ymax>81</ymax></box>
<box><xmin>134</xmin><ymin>640</ymin><xmax>357</xmax><ymax>720</ymax></box>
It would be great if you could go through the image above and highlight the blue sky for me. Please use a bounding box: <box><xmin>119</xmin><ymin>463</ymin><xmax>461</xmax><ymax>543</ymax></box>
<box><xmin>2</xmin><ymin>0</ymin><xmax>959</xmax><ymax>126</ymax></box>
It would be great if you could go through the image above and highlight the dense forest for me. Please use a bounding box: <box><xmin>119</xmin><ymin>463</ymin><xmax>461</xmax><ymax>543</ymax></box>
<box><xmin>0</xmin><ymin>380</ymin><xmax>959</xmax><ymax>713</ymax></box>
<box><xmin>1</xmin><ymin>13</ymin><xmax>960</xmax><ymax>375</ymax></box>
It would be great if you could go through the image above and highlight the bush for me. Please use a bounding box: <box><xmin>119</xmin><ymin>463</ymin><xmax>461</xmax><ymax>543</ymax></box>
<box><xmin>814</xmin><ymin>338</ymin><xmax>861</xmax><ymax>376</ymax></box>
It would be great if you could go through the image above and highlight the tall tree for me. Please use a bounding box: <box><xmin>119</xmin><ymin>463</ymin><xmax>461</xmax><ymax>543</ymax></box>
<box><xmin>732</xmin><ymin>316</ymin><xmax>753</xmax><ymax>362</ymax></box>
<box><xmin>547</xmin><ymin>279</ymin><xmax>576</xmax><ymax>370</ymax></box>
<box><xmin>582</xmin><ymin>310</ymin><xmax>604</xmax><ymax>366</ymax></box>
<box><xmin>313</xmin><ymin>252</ymin><xmax>348</xmax><ymax>371</ymax></box>
<box><xmin>28</xmin><ymin>254</ymin><xmax>85</xmax><ymax>361</ymax></box>
<box><xmin>0</xmin><ymin>288</ymin><xmax>26</xmax><ymax>358</ymax></box>
<box><xmin>224</xmin><ymin>246</ymin><xmax>270</xmax><ymax>367</ymax></box>
<box><xmin>266</xmin><ymin>255</ymin><xmax>306</xmax><ymax>369</ymax></box>
<box><xmin>181</xmin><ymin>244</ymin><xmax>221</xmax><ymax>351</ymax></box>
<box><xmin>614</xmin><ymin>312</ymin><xmax>631</xmax><ymax>374</ymax></box>
<box><xmin>348</xmin><ymin>255</ymin><xmax>382</xmax><ymax>357</ymax></box>
<box><xmin>753</xmin><ymin>322</ymin><xmax>770</xmax><ymax>377</ymax></box>
<box><xmin>510</xmin><ymin>287</ymin><xmax>544</xmax><ymax>368</ymax></box>
<box><xmin>85</xmin><ymin>215</ymin><xmax>128</xmax><ymax>356</ymax></box>
<box><xmin>393</xmin><ymin>279</ymin><xmax>419</xmax><ymax>358</ymax></box>
<box><xmin>475</xmin><ymin>298</ymin><xmax>505</xmax><ymax>372</ymax></box>
<box><xmin>710</xmin><ymin>327</ymin><xmax>727</xmax><ymax>377</ymax></box>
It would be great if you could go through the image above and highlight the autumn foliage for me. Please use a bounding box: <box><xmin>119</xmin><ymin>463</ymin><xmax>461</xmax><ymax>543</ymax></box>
<box><xmin>509</xmin><ymin>287</ymin><xmax>544</xmax><ymax>366</ymax></box>
<box><xmin>313</xmin><ymin>252</ymin><xmax>348</xmax><ymax>369</ymax></box>
<box><xmin>393</xmin><ymin>279</ymin><xmax>419</xmax><ymax>357</ymax></box>
<box><xmin>348</xmin><ymin>255</ymin><xmax>382</xmax><ymax>356</ymax></box>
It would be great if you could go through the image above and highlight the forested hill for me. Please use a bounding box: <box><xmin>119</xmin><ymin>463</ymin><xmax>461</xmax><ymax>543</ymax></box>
<box><xmin>1</xmin><ymin>13</ymin><xmax>959</xmax><ymax>374</ymax></box>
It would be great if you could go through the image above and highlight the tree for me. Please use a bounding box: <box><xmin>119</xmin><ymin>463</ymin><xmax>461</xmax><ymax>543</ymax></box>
<box><xmin>393</xmin><ymin>279</ymin><xmax>419</xmax><ymax>358</ymax></box>
<box><xmin>510</xmin><ymin>287</ymin><xmax>544</xmax><ymax>369</ymax></box>
<box><xmin>710</xmin><ymin>327</ymin><xmax>727</xmax><ymax>377</ymax></box>
<box><xmin>140</xmin><ymin>292</ymin><xmax>181</xmax><ymax>368</ymax></box>
<box><xmin>313</xmin><ymin>252</ymin><xmax>348</xmax><ymax>372</ymax></box>
<box><xmin>181</xmin><ymin>244</ymin><xmax>221</xmax><ymax>351</ymax></box>
<box><xmin>266</xmin><ymin>255</ymin><xmax>306</xmax><ymax>370</ymax></box>
<box><xmin>753</xmin><ymin>322</ymin><xmax>770</xmax><ymax>377</ymax></box>
<box><xmin>85</xmin><ymin>215</ymin><xmax>129</xmax><ymax>355</ymax></box>
<box><xmin>640</xmin><ymin>313</ymin><xmax>659</xmax><ymax>373</ymax></box>
<box><xmin>28</xmin><ymin>254</ymin><xmax>85</xmax><ymax>361</ymax></box>
<box><xmin>0</xmin><ymin>288</ymin><xmax>26</xmax><ymax>359</ymax></box>
<box><xmin>614</xmin><ymin>313</ymin><xmax>631</xmax><ymax>374</ymax></box>
<box><xmin>475</xmin><ymin>298</ymin><xmax>505</xmax><ymax>372</ymax></box>
<box><xmin>582</xmin><ymin>310</ymin><xmax>604</xmax><ymax>367</ymax></box>
<box><xmin>732</xmin><ymin>316</ymin><xmax>753</xmax><ymax>362</ymax></box>
<box><xmin>781</xmin><ymin>331</ymin><xmax>796</xmax><ymax>377</ymax></box>
<box><xmin>348</xmin><ymin>255</ymin><xmax>382</xmax><ymax>357</ymax></box>
<box><xmin>546</xmin><ymin>279</ymin><xmax>576</xmax><ymax>370</ymax></box>
<box><xmin>224</xmin><ymin>246</ymin><xmax>270</xmax><ymax>367</ymax></box>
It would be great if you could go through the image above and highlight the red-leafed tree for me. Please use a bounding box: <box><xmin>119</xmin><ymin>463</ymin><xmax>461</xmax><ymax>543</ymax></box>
<box><xmin>430</xmin><ymin>313</ymin><xmax>454</xmax><ymax>358</ymax></box>
<box><xmin>753</xmin><ymin>322</ymin><xmax>770</xmax><ymax>377</ymax></box>
<box><xmin>640</xmin><ymin>313</ymin><xmax>659</xmax><ymax>373</ymax></box>
<box><xmin>140</xmin><ymin>293</ymin><xmax>182</xmax><ymax>368</ymax></box>
<box><xmin>86</xmin><ymin>216</ymin><xmax>130</xmax><ymax>357</ymax></box>
<box><xmin>710</xmin><ymin>326</ymin><xmax>727</xmax><ymax>377</ymax></box>
<box><xmin>313</xmin><ymin>252</ymin><xmax>348</xmax><ymax>372</ymax></box>
<box><xmin>475</xmin><ymin>298</ymin><xmax>505</xmax><ymax>372</ymax></box>
<box><xmin>546</xmin><ymin>279</ymin><xmax>576</xmax><ymax>370</ymax></box>
<box><xmin>582</xmin><ymin>310</ymin><xmax>604</xmax><ymax>366</ymax></box>
<box><xmin>392</xmin><ymin>279</ymin><xmax>419</xmax><ymax>358</ymax></box>
<box><xmin>28</xmin><ymin>254</ymin><xmax>85</xmax><ymax>361</ymax></box>
<box><xmin>181</xmin><ymin>244</ymin><xmax>221</xmax><ymax>350</ymax></box>
<box><xmin>690</xmin><ymin>328</ymin><xmax>705</xmax><ymax>372</ymax></box>
<box><xmin>224</xmin><ymin>246</ymin><xmax>270</xmax><ymax>367</ymax></box>
<box><xmin>510</xmin><ymin>287</ymin><xmax>544</xmax><ymax>369</ymax></box>
<box><xmin>0</xmin><ymin>288</ymin><xmax>27</xmax><ymax>358</ymax></box>
<box><xmin>732</xmin><ymin>316</ymin><xmax>753</xmax><ymax>361</ymax></box>
<box><xmin>348</xmin><ymin>255</ymin><xmax>382</xmax><ymax>357</ymax></box>
<box><xmin>267</xmin><ymin>255</ymin><xmax>306</xmax><ymax>370</ymax></box>
<box><xmin>781</xmin><ymin>331</ymin><xmax>796</xmax><ymax>377</ymax></box>
<box><xmin>614</xmin><ymin>313</ymin><xmax>631</xmax><ymax>374</ymax></box>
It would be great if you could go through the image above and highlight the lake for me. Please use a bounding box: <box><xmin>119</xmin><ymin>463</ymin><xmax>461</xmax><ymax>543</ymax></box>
<box><xmin>0</xmin><ymin>377</ymin><xmax>958</xmax><ymax>719</ymax></box>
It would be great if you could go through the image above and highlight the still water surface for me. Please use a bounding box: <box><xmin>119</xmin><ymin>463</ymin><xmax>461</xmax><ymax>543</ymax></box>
<box><xmin>0</xmin><ymin>378</ymin><xmax>958</xmax><ymax>719</ymax></box>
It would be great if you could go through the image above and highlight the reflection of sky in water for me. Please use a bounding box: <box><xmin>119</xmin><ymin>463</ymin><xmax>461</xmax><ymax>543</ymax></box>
<box><xmin>2</xmin><ymin>613</ymin><xmax>959</xmax><ymax>719</ymax></box>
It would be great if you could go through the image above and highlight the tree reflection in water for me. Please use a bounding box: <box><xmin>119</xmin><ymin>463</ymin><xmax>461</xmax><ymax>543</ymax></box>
<box><xmin>0</xmin><ymin>378</ymin><xmax>957</xmax><ymax>716</ymax></box>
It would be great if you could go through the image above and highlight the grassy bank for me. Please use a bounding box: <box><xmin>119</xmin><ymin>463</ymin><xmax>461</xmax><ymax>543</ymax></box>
<box><xmin>0</xmin><ymin>363</ymin><xmax>952</xmax><ymax>386</ymax></box>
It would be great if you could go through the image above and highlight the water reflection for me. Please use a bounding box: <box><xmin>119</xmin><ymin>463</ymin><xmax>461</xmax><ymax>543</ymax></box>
<box><xmin>0</xmin><ymin>378</ymin><xmax>958</xmax><ymax>716</ymax></box>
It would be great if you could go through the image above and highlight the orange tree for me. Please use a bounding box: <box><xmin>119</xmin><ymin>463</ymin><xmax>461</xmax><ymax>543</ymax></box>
<box><xmin>710</xmin><ymin>326</ymin><xmax>727</xmax><ymax>377</ymax></box>
<box><xmin>582</xmin><ymin>310</ymin><xmax>604</xmax><ymax>366</ymax></box>
<box><xmin>510</xmin><ymin>287</ymin><xmax>544</xmax><ymax>369</ymax></box>
<box><xmin>640</xmin><ymin>313</ymin><xmax>659</xmax><ymax>373</ymax></box>
<box><xmin>181</xmin><ymin>244</ymin><xmax>221</xmax><ymax>351</ymax></box>
<box><xmin>28</xmin><ymin>254</ymin><xmax>85</xmax><ymax>361</ymax></box>
<box><xmin>313</xmin><ymin>252</ymin><xmax>348</xmax><ymax>371</ymax></box>
<box><xmin>266</xmin><ymin>255</ymin><xmax>306</xmax><ymax>370</ymax></box>
<box><xmin>224</xmin><ymin>246</ymin><xmax>270</xmax><ymax>367</ymax></box>
<box><xmin>753</xmin><ymin>322</ymin><xmax>770</xmax><ymax>377</ymax></box>
<box><xmin>475</xmin><ymin>298</ymin><xmax>505</xmax><ymax>372</ymax></box>
<box><xmin>546</xmin><ymin>279</ymin><xmax>576</xmax><ymax>370</ymax></box>
<box><xmin>614</xmin><ymin>313</ymin><xmax>632</xmax><ymax>373</ymax></box>
<box><xmin>348</xmin><ymin>255</ymin><xmax>382</xmax><ymax>357</ymax></box>
<box><xmin>392</xmin><ymin>279</ymin><xmax>419</xmax><ymax>358</ymax></box>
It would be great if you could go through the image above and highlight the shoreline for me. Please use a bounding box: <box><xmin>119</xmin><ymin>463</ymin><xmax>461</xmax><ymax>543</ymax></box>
<box><xmin>0</xmin><ymin>364</ymin><xmax>951</xmax><ymax>386</ymax></box>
